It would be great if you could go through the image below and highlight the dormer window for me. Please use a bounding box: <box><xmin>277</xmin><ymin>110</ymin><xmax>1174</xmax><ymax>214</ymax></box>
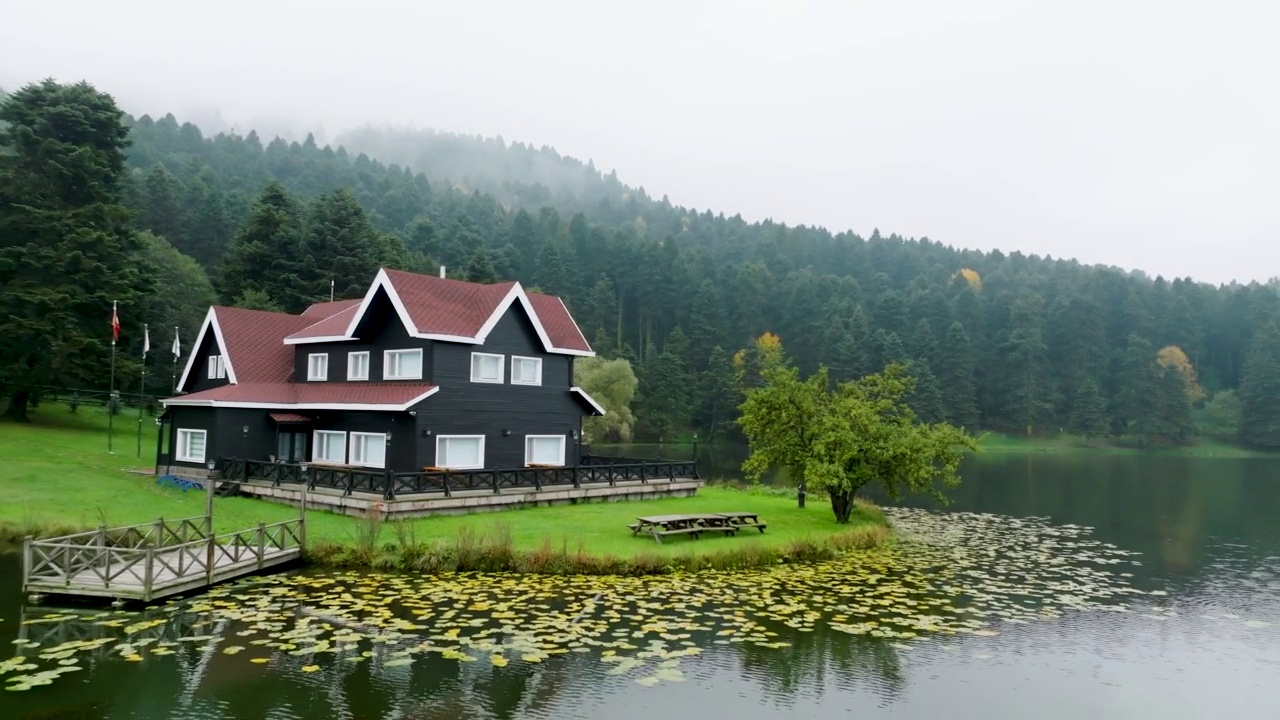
<box><xmin>384</xmin><ymin>349</ymin><xmax>423</xmax><ymax>380</ymax></box>
<box><xmin>511</xmin><ymin>356</ymin><xmax>542</xmax><ymax>386</ymax></box>
<box><xmin>347</xmin><ymin>351</ymin><xmax>370</xmax><ymax>381</ymax></box>
<box><xmin>471</xmin><ymin>352</ymin><xmax>504</xmax><ymax>383</ymax></box>
<box><xmin>307</xmin><ymin>353</ymin><xmax>329</xmax><ymax>381</ymax></box>
<box><xmin>207</xmin><ymin>355</ymin><xmax>226</xmax><ymax>380</ymax></box>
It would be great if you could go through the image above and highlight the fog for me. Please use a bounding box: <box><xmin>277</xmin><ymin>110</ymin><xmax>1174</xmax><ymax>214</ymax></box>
<box><xmin>2</xmin><ymin>0</ymin><xmax>1277</xmax><ymax>284</ymax></box>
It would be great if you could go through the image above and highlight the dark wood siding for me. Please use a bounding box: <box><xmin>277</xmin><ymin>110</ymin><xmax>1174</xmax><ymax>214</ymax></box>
<box><xmin>167</xmin><ymin>406</ymin><xmax>218</xmax><ymax>469</ymax></box>
<box><xmin>417</xmin><ymin>302</ymin><xmax>585</xmax><ymax>469</ymax></box>
<box><xmin>304</xmin><ymin>411</ymin><xmax>417</xmax><ymax>471</ymax></box>
<box><xmin>183</xmin><ymin>330</ymin><xmax>230</xmax><ymax>393</ymax></box>
<box><xmin>292</xmin><ymin>290</ymin><xmax>433</xmax><ymax>383</ymax></box>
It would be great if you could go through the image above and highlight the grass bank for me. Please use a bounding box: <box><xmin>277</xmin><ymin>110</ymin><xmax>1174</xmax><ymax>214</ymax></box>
<box><xmin>975</xmin><ymin>431</ymin><xmax>1274</xmax><ymax>457</ymax></box>
<box><xmin>0</xmin><ymin>404</ymin><xmax>887</xmax><ymax>574</ymax></box>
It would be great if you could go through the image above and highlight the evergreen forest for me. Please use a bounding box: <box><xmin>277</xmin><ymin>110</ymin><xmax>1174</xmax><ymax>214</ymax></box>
<box><xmin>3</xmin><ymin>81</ymin><xmax>1280</xmax><ymax>448</ymax></box>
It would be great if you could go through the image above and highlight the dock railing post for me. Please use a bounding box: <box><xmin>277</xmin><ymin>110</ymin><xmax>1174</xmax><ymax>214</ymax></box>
<box><xmin>256</xmin><ymin>522</ymin><xmax>266</xmax><ymax>571</ymax></box>
<box><xmin>22</xmin><ymin>536</ymin><xmax>32</xmax><ymax>593</ymax></box>
<box><xmin>143</xmin><ymin>545</ymin><xmax>155</xmax><ymax>602</ymax></box>
<box><xmin>97</xmin><ymin>524</ymin><xmax>107</xmax><ymax>564</ymax></box>
<box><xmin>155</xmin><ymin>517</ymin><xmax>164</xmax><ymax>547</ymax></box>
<box><xmin>299</xmin><ymin>485</ymin><xmax>307</xmax><ymax>550</ymax></box>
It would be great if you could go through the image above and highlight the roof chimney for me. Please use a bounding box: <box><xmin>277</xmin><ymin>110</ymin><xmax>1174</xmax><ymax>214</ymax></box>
<box><xmin>439</xmin><ymin>265</ymin><xmax>446</xmax><ymax>279</ymax></box>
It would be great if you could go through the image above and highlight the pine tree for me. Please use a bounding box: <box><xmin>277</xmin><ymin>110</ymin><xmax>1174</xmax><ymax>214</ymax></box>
<box><xmin>1113</xmin><ymin>334</ymin><xmax>1159</xmax><ymax>439</ymax></box>
<box><xmin>0</xmin><ymin>80</ymin><xmax>153</xmax><ymax>420</ymax></box>
<box><xmin>698</xmin><ymin>345</ymin><xmax>738</xmax><ymax>440</ymax></box>
<box><xmin>938</xmin><ymin>321</ymin><xmax>979</xmax><ymax>428</ymax></box>
<box><xmin>138</xmin><ymin>164</ymin><xmax>185</xmax><ymax>245</ymax></box>
<box><xmin>306</xmin><ymin>188</ymin><xmax>382</xmax><ymax>299</ymax></box>
<box><xmin>1152</xmin><ymin>363</ymin><xmax>1194</xmax><ymax>444</ymax></box>
<box><xmin>218</xmin><ymin>181</ymin><xmax>311</xmax><ymax>311</ymax></box>
<box><xmin>1069</xmin><ymin>378</ymin><xmax>1109</xmax><ymax>440</ymax></box>
<box><xmin>906</xmin><ymin>361</ymin><xmax>946</xmax><ymax>424</ymax></box>
<box><xmin>911</xmin><ymin>318</ymin><xmax>939</xmax><ymax>368</ymax></box>
<box><xmin>1240</xmin><ymin>322</ymin><xmax>1280</xmax><ymax>449</ymax></box>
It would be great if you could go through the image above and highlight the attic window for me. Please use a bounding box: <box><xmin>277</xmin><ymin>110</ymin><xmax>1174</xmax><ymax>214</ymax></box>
<box><xmin>207</xmin><ymin>355</ymin><xmax>226</xmax><ymax>380</ymax></box>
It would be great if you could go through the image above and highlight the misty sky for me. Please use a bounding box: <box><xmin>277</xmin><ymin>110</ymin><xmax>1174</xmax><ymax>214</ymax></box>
<box><xmin>3</xmin><ymin>0</ymin><xmax>1277</xmax><ymax>285</ymax></box>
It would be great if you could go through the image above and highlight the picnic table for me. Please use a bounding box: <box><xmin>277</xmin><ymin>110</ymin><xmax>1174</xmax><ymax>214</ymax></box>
<box><xmin>628</xmin><ymin>513</ymin><xmax>768</xmax><ymax>543</ymax></box>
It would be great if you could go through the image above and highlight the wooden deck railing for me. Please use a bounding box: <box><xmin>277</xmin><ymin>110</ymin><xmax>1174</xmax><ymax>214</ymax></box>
<box><xmin>23</xmin><ymin>516</ymin><xmax>304</xmax><ymax>602</ymax></box>
<box><xmin>219</xmin><ymin>455</ymin><xmax>699</xmax><ymax>500</ymax></box>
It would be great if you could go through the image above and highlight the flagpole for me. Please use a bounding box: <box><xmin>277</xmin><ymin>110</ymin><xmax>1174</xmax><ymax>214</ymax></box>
<box><xmin>171</xmin><ymin>326</ymin><xmax>180</xmax><ymax>393</ymax></box>
<box><xmin>137</xmin><ymin>323</ymin><xmax>148</xmax><ymax>458</ymax></box>
<box><xmin>108</xmin><ymin>301</ymin><xmax>117</xmax><ymax>454</ymax></box>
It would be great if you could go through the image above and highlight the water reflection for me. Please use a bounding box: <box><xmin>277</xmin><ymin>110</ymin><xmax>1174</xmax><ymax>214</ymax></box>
<box><xmin>4</xmin><ymin>452</ymin><xmax>1280</xmax><ymax>720</ymax></box>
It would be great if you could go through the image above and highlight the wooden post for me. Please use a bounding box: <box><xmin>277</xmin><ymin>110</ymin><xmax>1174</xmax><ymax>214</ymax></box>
<box><xmin>256</xmin><ymin>522</ymin><xmax>266</xmax><ymax>571</ymax></box>
<box><xmin>299</xmin><ymin>485</ymin><xmax>307</xmax><ymax>550</ymax></box>
<box><xmin>21</xmin><ymin>536</ymin><xmax>32</xmax><ymax>593</ymax></box>
<box><xmin>155</xmin><ymin>517</ymin><xmax>164</xmax><ymax>546</ymax></box>
<box><xmin>143</xmin><ymin>545</ymin><xmax>155</xmax><ymax>602</ymax></box>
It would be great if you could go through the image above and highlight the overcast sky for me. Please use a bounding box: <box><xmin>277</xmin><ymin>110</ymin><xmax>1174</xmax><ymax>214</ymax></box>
<box><xmin>3</xmin><ymin>0</ymin><xmax>1277</xmax><ymax>285</ymax></box>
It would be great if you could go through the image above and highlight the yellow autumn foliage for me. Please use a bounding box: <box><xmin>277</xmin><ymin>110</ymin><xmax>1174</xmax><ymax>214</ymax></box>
<box><xmin>1156</xmin><ymin>345</ymin><xmax>1206</xmax><ymax>405</ymax></box>
<box><xmin>954</xmin><ymin>268</ymin><xmax>983</xmax><ymax>293</ymax></box>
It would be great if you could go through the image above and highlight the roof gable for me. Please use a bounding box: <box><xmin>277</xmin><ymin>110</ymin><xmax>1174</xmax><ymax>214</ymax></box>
<box><xmin>284</xmin><ymin>268</ymin><xmax>593</xmax><ymax>355</ymax></box>
<box><xmin>175</xmin><ymin>306</ymin><xmax>317</xmax><ymax>391</ymax></box>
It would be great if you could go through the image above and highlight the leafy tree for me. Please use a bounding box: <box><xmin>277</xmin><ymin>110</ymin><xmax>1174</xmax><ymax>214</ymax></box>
<box><xmin>0</xmin><ymin>80</ymin><xmax>153</xmax><ymax>420</ymax></box>
<box><xmin>1240</xmin><ymin>322</ymin><xmax>1280</xmax><ymax>449</ymax></box>
<box><xmin>1156</xmin><ymin>345</ymin><xmax>1206</xmax><ymax>405</ymax></box>
<box><xmin>1069</xmin><ymin>378</ymin><xmax>1110</xmax><ymax>440</ymax></box>
<box><xmin>1196</xmin><ymin>390</ymin><xmax>1242</xmax><ymax>439</ymax></box>
<box><xmin>573</xmin><ymin>356</ymin><xmax>637</xmax><ymax>443</ymax></box>
<box><xmin>233</xmin><ymin>289</ymin><xmax>283</xmax><ymax>312</ymax></box>
<box><xmin>139</xmin><ymin>232</ymin><xmax>216</xmax><ymax>353</ymax></box>
<box><xmin>738</xmin><ymin>334</ymin><xmax>976</xmax><ymax>523</ymax></box>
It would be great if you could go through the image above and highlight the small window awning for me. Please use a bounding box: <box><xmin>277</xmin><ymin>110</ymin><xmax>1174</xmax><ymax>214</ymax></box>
<box><xmin>268</xmin><ymin>413</ymin><xmax>314</xmax><ymax>424</ymax></box>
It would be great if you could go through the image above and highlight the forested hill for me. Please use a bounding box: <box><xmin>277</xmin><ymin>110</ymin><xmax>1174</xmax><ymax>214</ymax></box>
<box><xmin>9</xmin><ymin>88</ymin><xmax>1277</xmax><ymax>445</ymax></box>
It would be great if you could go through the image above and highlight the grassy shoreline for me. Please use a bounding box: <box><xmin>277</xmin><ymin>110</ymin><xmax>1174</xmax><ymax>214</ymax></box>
<box><xmin>0</xmin><ymin>404</ymin><xmax>888</xmax><ymax>575</ymax></box>
<box><xmin>975</xmin><ymin>431</ymin><xmax>1274</xmax><ymax>457</ymax></box>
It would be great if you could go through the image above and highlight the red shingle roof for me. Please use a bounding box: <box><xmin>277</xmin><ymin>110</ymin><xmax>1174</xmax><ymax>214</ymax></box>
<box><xmin>284</xmin><ymin>268</ymin><xmax>592</xmax><ymax>354</ymax></box>
<box><xmin>212</xmin><ymin>306</ymin><xmax>315</xmax><ymax>383</ymax></box>
<box><xmin>170</xmin><ymin>383</ymin><xmax>437</xmax><ymax>408</ymax></box>
<box><xmin>527</xmin><ymin>292</ymin><xmax>591</xmax><ymax>353</ymax></box>
<box><xmin>301</xmin><ymin>299</ymin><xmax>361</xmax><ymax>318</ymax></box>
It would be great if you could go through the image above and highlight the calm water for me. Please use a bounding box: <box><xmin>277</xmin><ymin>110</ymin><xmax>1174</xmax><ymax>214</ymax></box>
<box><xmin>3</xmin><ymin>451</ymin><xmax>1279</xmax><ymax>720</ymax></box>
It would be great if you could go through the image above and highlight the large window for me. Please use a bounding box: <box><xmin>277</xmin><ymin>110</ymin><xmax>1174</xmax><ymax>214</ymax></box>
<box><xmin>384</xmin><ymin>349</ymin><xmax>423</xmax><ymax>380</ymax></box>
<box><xmin>347</xmin><ymin>351</ymin><xmax>370</xmax><ymax>381</ymax></box>
<box><xmin>436</xmin><ymin>435</ymin><xmax>484</xmax><ymax>469</ymax></box>
<box><xmin>307</xmin><ymin>353</ymin><xmax>329</xmax><ymax>381</ymax></box>
<box><xmin>471</xmin><ymin>352</ymin><xmax>504</xmax><ymax>383</ymax></box>
<box><xmin>312</xmin><ymin>430</ymin><xmax>347</xmax><ymax>464</ymax></box>
<box><xmin>207</xmin><ymin>355</ymin><xmax>225</xmax><ymax>380</ymax></box>
<box><xmin>525</xmin><ymin>435</ymin><xmax>565</xmax><ymax>466</ymax></box>
<box><xmin>511</xmin><ymin>356</ymin><xmax>542</xmax><ymax>386</ymax></box>
<box><xmin>175</xmin><ymin>429</ymin><xmax>207</xmax><ymax>463</ymax></box>
<box><xmin>349</xmin><ymin>432</ymin><xmax>387</xmax><ymax>468</ymax></box>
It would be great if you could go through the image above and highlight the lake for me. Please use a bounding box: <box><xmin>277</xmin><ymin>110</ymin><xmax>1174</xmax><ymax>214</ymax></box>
<box><xmin>2</xmin><ymin>451</ymin><xmax>1279</xmax><ymax>719</ymax></box>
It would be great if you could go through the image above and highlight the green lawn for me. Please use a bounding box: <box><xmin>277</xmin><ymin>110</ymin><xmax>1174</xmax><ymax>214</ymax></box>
<box><xmin>0</xmin><ymin>404</ymin><xmax>884</xmax><ymax>564</ymax></box>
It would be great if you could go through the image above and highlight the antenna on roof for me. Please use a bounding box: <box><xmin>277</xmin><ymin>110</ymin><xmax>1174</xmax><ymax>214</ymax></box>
<box><xmin>439</xmin><ymin>265</ymin><xmax>446</xmax><ymax>279</ymax></box>
<box><xmin>329</xmin><ymin>279</ymin><xmax>334</xmax><ymax>302</ymax></box>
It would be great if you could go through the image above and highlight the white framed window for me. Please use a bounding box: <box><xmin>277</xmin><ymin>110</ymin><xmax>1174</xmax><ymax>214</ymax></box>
<box><xmin>347</xmin><ymin>351</ymin><xmax>370</xmax><ymax>381</ymax></box>
<box><xmin>525</xmin><ymin>435</ymin><xmax>565</xmax><ymax>466</ymax></box>
<box><xmin>175</xmin><ymin>429</ymin><xmax>207</xmax><ymax>463</ymax></box>
<box><xmin>349</xmin><ymin>432</ymin><xmax>387</xmax><ymax>469</ymax></box>
<box><xmin>436</xmin><ymin>435</ymin><xmax>485</xmax><ymax>469</ymax></box>
<box><xmin>511</xmin><ymin>356</ymin><xmax>543</xmax><ymax>386</ymax></box>
<box><xmin>207</xmin><ymin>355</ymin><xmax>225</xmax><ymax>380</ymax></box>
<box><xmin>471</xmin><ymin>352</ymin><xmax>504</xmax><ymax>384</ymax></box>
<box><xmin>307</xmin><ymin>353</ymin><xmax>329</xmax><ymax>381</ymax></box>
<box><xmin>384</xmin><ymin>348</ymin><xmax>423</xmax><ymax>380</ymax></box>
<box><xmin>312</xmin><ymin>430</ymin><xmax>347</xmax><ymax>464</ymax></box>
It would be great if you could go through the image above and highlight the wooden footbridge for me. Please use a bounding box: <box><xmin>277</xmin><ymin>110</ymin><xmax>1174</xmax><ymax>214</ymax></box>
<box><xmin>21</xmin><ymin>515</ymin><xmax>304</xmax><ymax>603</ymax></box>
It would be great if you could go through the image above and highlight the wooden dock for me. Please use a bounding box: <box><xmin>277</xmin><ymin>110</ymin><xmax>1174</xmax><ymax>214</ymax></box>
<box><xmin>22</xmin><ymin>516</ymin><xmax>304</xmax><ymax>603</ymax></box>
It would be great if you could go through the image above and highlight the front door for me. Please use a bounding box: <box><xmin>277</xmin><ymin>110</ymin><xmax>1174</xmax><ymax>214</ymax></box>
<box><xmin>278</xmin><ymin>431</ymin><xmax>308</xmax><ymax>463</ymax></box>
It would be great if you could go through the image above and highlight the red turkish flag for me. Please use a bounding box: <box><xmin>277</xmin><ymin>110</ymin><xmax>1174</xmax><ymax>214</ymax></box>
<box><xmin>111</xmin><ymin>303</ymin><xmax>120</xmax><ymax>344</ymax></box>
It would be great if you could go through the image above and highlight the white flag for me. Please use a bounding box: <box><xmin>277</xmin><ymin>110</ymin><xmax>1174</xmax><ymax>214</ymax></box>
<box><xmin>171</xmin><ymin>327</ymin><xmax>181</xmax><ymax>357</ymax></box>
<box><xmin>143</xmin><ymin>324</ymin><xmax>150</xmax><ymax>356</ymax></box>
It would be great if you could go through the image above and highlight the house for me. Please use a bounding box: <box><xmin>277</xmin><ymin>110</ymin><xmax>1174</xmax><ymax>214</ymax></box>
<box><xmin>157</xmin><ymin>267</ymin><xmax>606</xmax><ymax>477</ymax></box>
